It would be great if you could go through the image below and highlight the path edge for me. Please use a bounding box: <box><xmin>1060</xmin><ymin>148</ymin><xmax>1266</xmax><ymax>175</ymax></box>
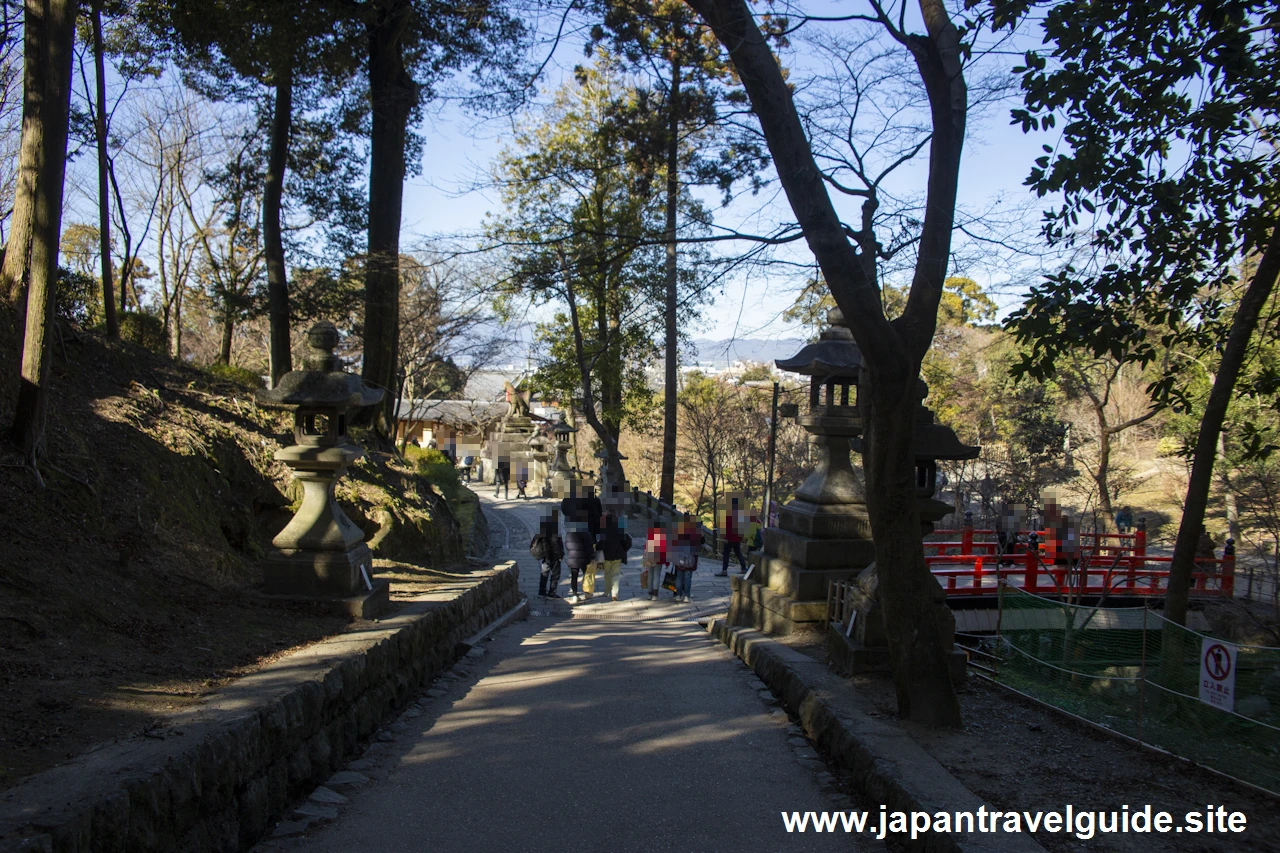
<box><xmin>0</xmin><ymin>562</ymin><xmax>521</xmax><ymax>853</ymax></box>
<box><xmin>706</xmin><ymin>618</ymin><xmax>1047</xmax><ymax>853</ymax></box>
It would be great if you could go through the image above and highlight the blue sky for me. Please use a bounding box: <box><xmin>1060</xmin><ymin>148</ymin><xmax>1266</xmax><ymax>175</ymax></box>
<box><xmin>399</xmin><ymin>10</ymin><xmax>1061</xmax><ymax>343</ymax></box>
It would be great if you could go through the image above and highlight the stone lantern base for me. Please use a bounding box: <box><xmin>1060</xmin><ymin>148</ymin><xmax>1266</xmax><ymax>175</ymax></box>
<box><xmin>262</xmin><ymin>446</ymin><xmax>390</xmax><ymax>619</ymax></box>
<box><xmin>728</xmin><ymin>498</ymin><xmax>877</xmax><ymax>636</ymax></box>
<box><xmin>824</xmin><ymin>495</ymin><xmax>967</xmax><ymax>684</ymax></box>
<box><xmin>263</xmin><ymin>548</ymin><xmax>390</xmax><ymax>618</ymax></box>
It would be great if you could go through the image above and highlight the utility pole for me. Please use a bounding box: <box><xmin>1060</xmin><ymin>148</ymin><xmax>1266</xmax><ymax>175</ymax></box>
<box><xmin>762</xmin><ymin>381</ymin><xmax>779</xmax><ymax>527</ymax></box>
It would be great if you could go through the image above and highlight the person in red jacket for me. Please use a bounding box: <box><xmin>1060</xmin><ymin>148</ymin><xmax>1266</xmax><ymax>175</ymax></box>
<box><xmin>643</xmin><ymin>523</ymin><xmax>669</xmax><ymax>600</ymax></box>
<box><xmin>717</xmin><ymin>497</ymin><xmax>748</xmax><ymax>576</ymax></box>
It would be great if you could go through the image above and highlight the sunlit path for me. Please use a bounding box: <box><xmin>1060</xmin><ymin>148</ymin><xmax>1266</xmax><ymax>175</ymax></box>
<box><xmin>259</xmin><ymin>496</ymin><xmax>866</xmax><ymax>853</ymax></box>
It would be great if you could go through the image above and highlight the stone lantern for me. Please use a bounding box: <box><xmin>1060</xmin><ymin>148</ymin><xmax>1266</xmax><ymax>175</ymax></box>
<box><xmin>255</xmin><ymin>322</ymin><xmax>388</xmax><ymax>617</ymax></box>
<box><xmin>548</xmin><ymin>412</ymin><xmax>579</xmax><ymax>497</ymax></box>
<box><xmin>729</xmin><ymin>308</ymin><xmax>875</xmax><ymax>635</ymax></box>
<box><xmin>835</xmin><ymin>381</ymin><xmax>978</xmax><ymax>682</ymax></box>
<box><xmin>525</xmin><ymin>430</ymin><xmax>553</xmax><ymax>496</ymax></box>
<box><xmin>909</xmin><ymin>379</ymin><xmax>979</xmax><ymax>530</ymax></box>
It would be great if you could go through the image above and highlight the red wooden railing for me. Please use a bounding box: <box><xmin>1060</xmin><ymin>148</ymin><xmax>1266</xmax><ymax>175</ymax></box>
<box><xmin>922</xmin><ymin>522</ymin><xmax>1234</xmax><ymax>598</ymax></box>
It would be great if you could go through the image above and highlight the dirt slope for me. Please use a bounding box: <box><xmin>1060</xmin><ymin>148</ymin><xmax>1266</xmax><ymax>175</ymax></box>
<box><xmin>0</xmin><ymin>315</ymin><xmax>473</xmax><ymax>788</ymax></box>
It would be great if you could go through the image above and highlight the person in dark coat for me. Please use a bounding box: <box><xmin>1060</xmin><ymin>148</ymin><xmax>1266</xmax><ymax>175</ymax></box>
<box><xmin>532</xmin><ymin>509</ymin><xmax>565</xmax><ymax>598</ymax></box>
<box><xmin>562</xmin><ymin>526</ymin><xmax>594</xmax><ymax>601</ymax></box>
<box><xmin>494</xmin><ymin>461</ymin><xmax>510</xmax><ymax>499</ymax></box>
<box><xmin>561</xmin><ymin>486</ymin><xmax>605</xmax><ymax>600</ymax></box>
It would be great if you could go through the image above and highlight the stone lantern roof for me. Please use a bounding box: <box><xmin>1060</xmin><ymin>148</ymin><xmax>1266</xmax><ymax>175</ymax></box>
<box><xmin>256</xmin><ymin>322</ymin><xmax>384</xmax><ymax>410</ymax></box>
<box><xmin>774</xmin><ymin>308</ymin><xmax>862</xmax><ymax>379</ymax></box>
<box><xmin>912</xmin><ymin>380</ymin><xmax>979</xmax><ymax>461</ymax></box>
<box><xmin>551</xmin><ymin>411</ymin><xmax>577</xmax><ymax>437</ymax></box>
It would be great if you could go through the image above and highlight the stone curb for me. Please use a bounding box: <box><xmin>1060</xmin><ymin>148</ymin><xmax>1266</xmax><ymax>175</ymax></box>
<box><xmin>455</xmin><ymin>598</ymin><xmax>529</xmax><ymax>655</ymax></box>
<box><xmin>707</xmin><ymin>619</ymin><xmax>1046</xmax><ymax>853</ymax></box>
<box><xmin>0</xmin><ymin>562</ymin><xmax>520</xmax><ymax>853</ymax></box>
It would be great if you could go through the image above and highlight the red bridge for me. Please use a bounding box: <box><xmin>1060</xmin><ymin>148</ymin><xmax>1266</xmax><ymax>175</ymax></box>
<box><xmin>923</xmin><ymin>525</ymin><xmax>1235</xmax><ymax>599</ymax></box>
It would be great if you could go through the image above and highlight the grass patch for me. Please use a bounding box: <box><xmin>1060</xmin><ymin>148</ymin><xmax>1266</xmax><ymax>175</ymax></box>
<box><xmin>404</xmin><ymin>445</ymin><xmax>479</xmax><ymax>542</ymax></box>
<box><xmin>204</xmin><ymin>362</ymin><xmax>265</xmax><ymax>389</ymax></box>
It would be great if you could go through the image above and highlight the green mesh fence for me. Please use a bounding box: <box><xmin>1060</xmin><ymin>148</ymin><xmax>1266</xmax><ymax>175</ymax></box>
<box><xmin>987</xmin><ymin>585</ymin><xmax>1280</xmax><ymax>795</ymax></box>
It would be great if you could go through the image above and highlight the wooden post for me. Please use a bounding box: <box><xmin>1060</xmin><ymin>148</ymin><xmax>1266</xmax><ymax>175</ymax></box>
<box><xmin>1221</xmin><ymin>537</ymin><xmax>1235</xmax><ymax>596</ymax></box>
<box><xmin>1025</xmin><ymin>533</ymin><xmax>1040</xmax><ymax>593</ymax></box>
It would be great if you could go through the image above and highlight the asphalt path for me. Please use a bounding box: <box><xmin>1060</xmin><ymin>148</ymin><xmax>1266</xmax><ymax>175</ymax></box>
<box><xmin>257</xmin><ymin>495</ymin><xmax>871</xmax><ymax>853</ymax></box>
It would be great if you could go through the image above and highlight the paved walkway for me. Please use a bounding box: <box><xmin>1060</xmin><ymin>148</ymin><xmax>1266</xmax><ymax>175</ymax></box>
<box><xmin>483</xmin><ymin>494</ymin><xmax>744</xmax><ymax>622</ymax></box>
<box><xmin>256</xmin><ymin>495</ymin><xmax>868</xmax><ymax>853</ymax></box>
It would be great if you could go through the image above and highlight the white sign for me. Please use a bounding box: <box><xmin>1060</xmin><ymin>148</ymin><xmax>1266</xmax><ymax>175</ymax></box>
<box><xmin>1199</xmin><ymin>638</ymin><xmax>1237</xmax><ymax>713</ymax></box>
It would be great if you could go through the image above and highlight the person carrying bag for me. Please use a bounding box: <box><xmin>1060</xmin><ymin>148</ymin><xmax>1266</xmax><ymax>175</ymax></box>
<box><xmin>597</xmin><ymin>512</ymin><xmax>633</xmax><ymax>601</ymax></box>
<box><xmin>670</xmin><ymin>520</ymin><xmax>701</xmax><ymax>603</ymax></box>
<box><xmin>642</xmin><ymin>525</ymin><xmax>669</xmax><ymax>601</ymax></box>
<box><xmin>532</xmin><ymin>509</ymin><xmax>565</xmax><ymax>599</ymax></box>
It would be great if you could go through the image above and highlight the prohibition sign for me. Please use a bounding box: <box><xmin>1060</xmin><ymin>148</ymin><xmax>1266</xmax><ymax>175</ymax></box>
<box><xmin>1204</xmin><ymin>643</ymin><xmax>1232</xmax><ymax>681</ymax></box>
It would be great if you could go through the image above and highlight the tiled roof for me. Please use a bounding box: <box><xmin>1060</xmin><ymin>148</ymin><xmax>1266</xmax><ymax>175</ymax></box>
<box><xmin>396</xmin><ymin>399</ymin><xmax>508</xmax><ymax>426</ymax></box>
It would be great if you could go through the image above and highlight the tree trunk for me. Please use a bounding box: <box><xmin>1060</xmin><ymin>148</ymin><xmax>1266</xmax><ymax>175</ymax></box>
<box><xmin>9</xmin><ymin>0</ymin><xmax>79</xmax><ymax>465</ymax></box>
<box><xmin>863</xmin><ymin>360</ymin><xmax>962</xmax><ymax>725</ymax></box>
<box><xmin>562</xmin><ymin>262</ymin><xmax>624</xmax><ymax>487</ymax></box>
<box><xmin>91</xmin><ymin>0</ymin><xmax>116</xmax><ymax>337</ymax></box>
<box><xmin>1</xmin><ymin>0</ymin><xmax>49</xmax><ymax>307</ymax></box>
<box><xmin>171</xmin><ymin>279</ymin><xmax>183</xmax><ymax>358</ymax></box>
<box><xmin>263</xmin><ymin>64</ymin><xmax>293</xmax><ymax>387</ymax></box>
<box><xmin>219</xmin><ymin>315</ymin><xmax>234</xmax><ymax>365</ymax></box>
<box><xmin>687</xmin><ymin>0</ymin><xmax>966</xmax><ymax>726</ymax></box>
<box><xmin>363</xmin><ymin>0</ymin><xmax>415</xmax><ymax>432</ymax></box>
<box><xmin>660</xmin><ymin>61</ymin><xmax>681</xmax><ymax>504</ymax></box>
<box><xmin>1218</xmin><ymin>429</ymin><xmax>1241</xmax><ymax>544</ymax></box>
<box><xmin>1165</xmin><ymin>225</ymin><xmax>1280</xmax><ymax>626</ymax></box>
<box><xmin>1094</xmin><ymin>410</ymin><xmax>1115</xmax><ymax>531</ymax></box>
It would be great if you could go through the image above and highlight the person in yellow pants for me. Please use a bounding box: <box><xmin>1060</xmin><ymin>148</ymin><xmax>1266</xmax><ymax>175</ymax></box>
<box><xmin>598</xmin><ymin>511</ymin><xmax>633</xmax><ymax>601</ymax></box>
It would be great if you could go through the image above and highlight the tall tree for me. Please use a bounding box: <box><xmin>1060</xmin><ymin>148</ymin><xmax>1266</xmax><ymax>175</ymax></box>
<box><xmin>686</xmin><ymin>0</ymin><xmax>971</xmax><ymax>725</ymax></box>
<box><xmin>88</xmin><ymin>0</ymin><xmax>116</xmax><ymax>336</ymax></box>
<box><xmin>183</xmin><ymin>130</ymin><xmax>265</xmax><ymax>365</ymax></box>
<box><xmin>9</xmin><ymin>0</ymin><xmax>80</xmax><ymax>471</ymax></box>
<box><xmin>589</xmin><ymin>0</ymin><xmax>767</xmax><ymax>503</ymax></box>
<box><xmin>994</xmin><ymin>0</ymin><xmax>1280</xmax><ymax>626</ymax></box>
<box><xmin>1057</xmin><ymin>351</ymin><xmax>1160</xmax><ymax>528</ymax></box>
<box><xmin>359</xmin><ymin>0</ymin><xmax>527</xmax><ymax>432</ymax></box>
<box><xmin>489</xmin><ymin>59</ymin><xmax>665</xmax><ymax>485</ymax></box>
<box><xmin>139</xmin><ymin>0</ymin><xmax>362</xmax><ymax>384</ymax></box>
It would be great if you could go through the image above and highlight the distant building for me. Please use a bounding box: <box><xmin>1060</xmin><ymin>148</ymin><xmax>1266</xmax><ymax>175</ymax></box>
<box><xmin>395</xmin><ymin>368</ymin><xmax>526</xmax><ymax>461</ymax></box>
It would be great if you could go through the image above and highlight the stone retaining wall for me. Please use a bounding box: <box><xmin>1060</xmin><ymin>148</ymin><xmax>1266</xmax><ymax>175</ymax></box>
<box><xmin>0</xmin><ymin>563</ymin><xmax>520</xmax><ymax>853</ymax></box>
<box><xmin>708</xmin><ymin>619</ymin><xmax>1046</xmax><ymax>853</ymax></box>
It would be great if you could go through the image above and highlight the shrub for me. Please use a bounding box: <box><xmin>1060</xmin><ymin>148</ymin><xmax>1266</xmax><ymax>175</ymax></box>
<box><xmin>205</xmin><ymin>362</ymin><xmax>264</xmax><ymax>389</ymax></box>
<box><xmin>56</xmin><ymin>267</ymin><xmax>98</xmax><ymax>326</ymax></box>
<box><xmin>119</xmin><ymin>311</ymin><xmax>166</xmax><ymax>353</ymax></box>
<box><xmin>405</xmin><ymin>445</ymin><xmax>464</xmax><ymax>501</ymax></box>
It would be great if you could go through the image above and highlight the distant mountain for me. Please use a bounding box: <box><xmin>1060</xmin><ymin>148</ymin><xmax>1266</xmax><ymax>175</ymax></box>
<box><xmin>687</xmin><ymin>337</ymin><xmax>807</xmax><ymax>366</ymax></box>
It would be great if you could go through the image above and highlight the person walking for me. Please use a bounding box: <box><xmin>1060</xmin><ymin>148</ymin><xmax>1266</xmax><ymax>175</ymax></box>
<box><xmin>597</xmin><ymin>511</ymin><xmax>633</xmax><ymax>601</ymax></box>
<box><xmin>532</xmin><ymin>510</ymin><xmax>565</xmax><ymax>599</ymax></box>
<box><xmin>560</xmin><ymin>486</ymin><xmax>600</xmax><ymax>602</ymax></box>
<box><xmin>642</xmin><ymin>524</ymin><xmax>669</xmax><ymax>600</ymax></box>
<box><xmin>671</xmin><ymin>520</ymin><xmax>701</xmax><ymax>603</ymax></box>
<box><xmin>717</xmin><ymin>498</ymin><xmax>747</xmax><ymax>576</ymax></box>
<box><xmin>494</xmin><ymin>460</ymin><xmax>510</xmax><ymax>499</ymax></box>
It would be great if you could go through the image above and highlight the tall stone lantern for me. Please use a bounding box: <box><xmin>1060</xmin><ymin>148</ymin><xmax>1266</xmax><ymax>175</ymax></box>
<box><xmin>526</xmin><ymin>430</ymin><xmax>553</xmax><ymax>496</ymax></box>
<box><xmin>836</xmin><ymin>381</ymin><xmax>978</xmax><ymax>682</ymax></box>
<box><xmin>255</xmin><ymin>322</ymin><xmax>388</xmax><ymax>617</ymax></box>
<box><xmin>547</xmin><ymin>412</ymin><xmax>580</xmax><ymax>497</ymax></box>
<box><xmin>909</xmin><ymin>379</ymin><xmax>979</xmax><ymax>528</ymax></box>
<box><xmin>729</xmin><ymin>308</ymin><xmax>875</xmax><ymax>635</ymax></box>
